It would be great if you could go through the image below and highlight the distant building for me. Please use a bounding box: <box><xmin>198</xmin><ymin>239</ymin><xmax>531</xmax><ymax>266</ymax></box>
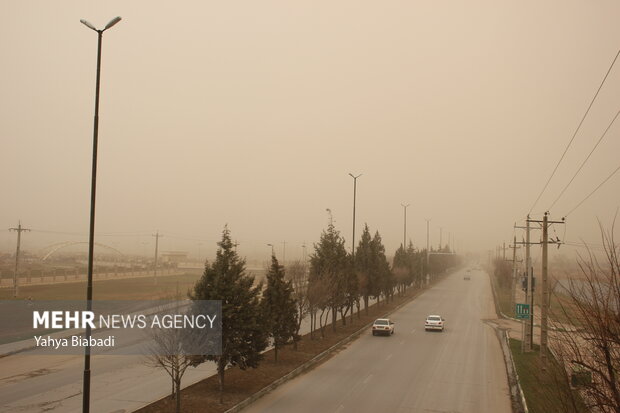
<box><xmin>160</xmin><ymin>251</ymin><xmax>189</xmax><ymax>264</ymax></box>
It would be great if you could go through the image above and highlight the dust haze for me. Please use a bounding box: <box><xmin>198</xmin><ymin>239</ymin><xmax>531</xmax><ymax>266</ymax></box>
<box><xmin>2</xmin><ymin>1</ymin><xmax>620</xmax><ymax>264</ymax></box>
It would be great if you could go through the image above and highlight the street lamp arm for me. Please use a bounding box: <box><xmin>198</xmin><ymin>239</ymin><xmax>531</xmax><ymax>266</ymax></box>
<box><xmin>104</xmin><ymin>16</ymin><xmax>122</xmax><ymax>30</ymax></box>
<box><xmin>80</xmin><ymin>16</ymin><xmax>122</xmax><ymax>32</ymax></box>
<box><xmin>80</xmin><ymin>19</ymin><xmax>97</xmax><ymax>31</ymax></box>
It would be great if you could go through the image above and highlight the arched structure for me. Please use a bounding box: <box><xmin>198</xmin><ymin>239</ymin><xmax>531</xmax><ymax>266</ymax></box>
<box><xmin>40</xmin><ymin>241</ymin><xmax>124</xmax><ymax>261</ymax></box>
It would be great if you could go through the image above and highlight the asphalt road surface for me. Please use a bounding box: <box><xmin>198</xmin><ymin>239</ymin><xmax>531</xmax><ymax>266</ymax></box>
<box><xmin>242</xmin><ymin>268</ymin><xmax>511</xmax><ymax>413</ymax></box>
<box><xmin>0</xmin><ymin>293</ymin><xmax>379</xmax><ymax>412</ymax></box>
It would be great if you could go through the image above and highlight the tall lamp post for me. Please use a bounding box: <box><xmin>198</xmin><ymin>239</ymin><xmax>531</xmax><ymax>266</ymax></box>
<box><xmin>80</xmin><ymin>16</ymin><xmax>121</xmax><ymax>413</ymax></box>
<box><xmin>401</xmin><ymin>204</ymin><xmax>410</xmax><ymax>249</ymax></box>
<box><xmin>349</xmin><ymin>173</ymin><xmax>362</xmax><ymax>256</ymax></box>
<box><xmin>267</xmin><ymin>243</ymin><xmax>275</xmax><ymax>256</ymax></box>
<box><xmin>425</xmin><ymin>218</ymin><xmax>431</xmax><ymax>283</ymax></box>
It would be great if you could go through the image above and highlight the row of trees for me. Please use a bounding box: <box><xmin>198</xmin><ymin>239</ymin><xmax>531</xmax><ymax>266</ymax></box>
<box><xmin>153</xmin><ymin>224</ymin><xmax>459</xmax><ymax>410</ymax></box>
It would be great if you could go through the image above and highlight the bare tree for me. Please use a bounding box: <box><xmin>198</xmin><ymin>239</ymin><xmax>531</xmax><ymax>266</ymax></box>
<box><xmin>551</xmin><ymin>221</ymin><xmax>620</xmax><ymax>413</ymax></box>
<box><xmin>146</xmin><ymin>326</ymin><xmax>193</xmax><ymax>413</ymax></box>
<box><xmin>307</xmin><ymin>276</ymin><xmax>330</xmax><ymax>339</ymax></box>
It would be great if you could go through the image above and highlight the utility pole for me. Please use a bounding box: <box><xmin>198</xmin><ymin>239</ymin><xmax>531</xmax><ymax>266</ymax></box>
<box><xmin>541</xmin><ymin>213</ymin><xmax>549</xmax><ymax>369</ymax></box>
<box><xmin>515</xmin><ymin>217</ymin><xmax>533</xmax><ymax>351</ymax></box>
<box><xmin>525</xmin><ymin>217</ymin><xmax>532</xmax><ymax>352</ymax></box>
<box><xmin>509</xmin><ymin>236</ymin><xmax>521</xmax><ymax>316</ymax></box>
<box><xmin>527</xmin><ymin>212</ymin><xmax>564</xmax><ymax>368</ymax></box>
<box><xmin>9</xmin><ymin>221</ymin><xmax>30</xmax><ymax>298</ymax></box>
<box><xmin>439</xmin><ymin>227</ymin><xmax>443</xmax><ymax>250</ymax></box>
<box><xmin>302</xmin><ymin>242</ymin><xmax>307</xmax><ymax>264</ymax></box>
<box><xmin>282</xmin><ymin>241</ymin><xmax>286</xmax><ymax>264</ymax></box>
<box><xmin>515</xmin><ymin>214</ymin><xmax>563</xmax><ymax>354</ymax></box>
<box><xmin>401</xmin><ymin>204</ymin><xmax>410</xmax><ymax>248</ymax></box>
<box><xmin>153</xmin><ymin>231</ymin><xmax>162</xmax><ymax>284</ymax></box>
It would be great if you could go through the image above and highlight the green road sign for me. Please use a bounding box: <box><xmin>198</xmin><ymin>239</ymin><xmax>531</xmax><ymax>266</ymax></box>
<box><xmin>515</xmin><ymin>303</ymin><xmax>530</xmax><ymax>319</ymax></box>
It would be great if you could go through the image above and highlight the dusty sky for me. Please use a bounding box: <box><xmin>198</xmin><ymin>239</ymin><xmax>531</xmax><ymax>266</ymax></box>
<box><xmin>2</xmin><ymin>1</ymin><xmax>620</xmax><ymax>263</ymax></box>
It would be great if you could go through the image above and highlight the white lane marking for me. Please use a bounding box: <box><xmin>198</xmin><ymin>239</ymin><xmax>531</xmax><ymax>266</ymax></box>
<box><xmin>385</xmin><ymin>354</ymin><xmax>393</xmax><ymax>361</ymax></box>
<box><xmin>334</xmin><ymin>404</ymin><xmax>345</xmax><ymax>413</ymax></box>
<box><xmin>411</xmin><ymin>328</ymin><xmax>416</xmax><ymax>334</ymax></box>
<box><xmin>363</xmin><ymin>374</ymin><xmax>373</xmax><ymax>384</ymax></box>
<box><xmin>399</xmin><ymin>340</ymin><xmax>405</xmax><ymax>345</ymax></box>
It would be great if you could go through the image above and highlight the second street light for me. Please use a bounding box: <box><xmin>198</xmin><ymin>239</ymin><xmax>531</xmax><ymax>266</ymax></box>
<box><xmin>401</xmin><ymin>203</ymin><xmax>410</xmax><ymax>249</ymax></box>
<box><xmin>80</xmin><ymin>15</ymin><xmax>121</xmax><ymax>413</ymax></box>
<box><xmin>349</xmin><ymin>173</ymin><xmax>362</xmax><ymax>256</ymax></box>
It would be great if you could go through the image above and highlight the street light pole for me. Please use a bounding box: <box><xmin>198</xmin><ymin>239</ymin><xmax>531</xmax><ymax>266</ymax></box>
<box><xmin>401</xmin><ymin>204</ymin><xmax>410</xmax><ymax>248</ymax></box>
<box><xmin>348</xmin><ymin>173</ymin><xmax>362</xmax><ymax>257</ymax></box>
<box><xmin>267</xmin><ymin>243</ymin><xmax>275</xmax><ymax>256</ymax></box>
<box><xmin>80</xmin><ymin>16</ymin><xmax>121</xmax><ymax>413</ymax></box>
<box><xmin>425</xmin><ymin>218</ymin><xmax>431</xmax><ymax>282</ymax></box>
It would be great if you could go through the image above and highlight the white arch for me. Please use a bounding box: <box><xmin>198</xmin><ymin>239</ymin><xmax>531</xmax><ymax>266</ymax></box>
<box><xmin>41</xmin><ymin>242</ymin><xmax>124</xmax><ymax>261</ymax></box>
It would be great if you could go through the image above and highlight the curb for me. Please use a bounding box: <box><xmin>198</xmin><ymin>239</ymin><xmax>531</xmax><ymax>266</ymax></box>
<box><xmin>486</xmin><ymin>268</ymin><xmax>530</xmax><ymax>413</ymax></box>
<box><xmin>499</xmin><ymin>329</ymin><xmax>529</xmax><ymax>413</ymax></box>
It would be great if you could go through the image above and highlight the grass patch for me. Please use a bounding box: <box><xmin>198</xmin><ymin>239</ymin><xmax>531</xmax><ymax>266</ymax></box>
<box><xmin>0</xmin><ymin>272</ymin><xmax>202</xmax><ymax>301</ymax></box>
<box><xmin>489</xmin><ymin>270</ymin><xmax>513</xmax><ymax>317</ymax></box>
<box><xmin>509</xmin><ymin>338</ymin><xmax>587</xmax><ymax>413</ymax></box>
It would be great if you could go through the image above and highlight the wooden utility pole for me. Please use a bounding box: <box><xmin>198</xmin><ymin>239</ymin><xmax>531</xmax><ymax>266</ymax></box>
<box><xmin>9</xmin><ymin>221</ymin><xmax>30</xmax><ymax>298</ymax></box>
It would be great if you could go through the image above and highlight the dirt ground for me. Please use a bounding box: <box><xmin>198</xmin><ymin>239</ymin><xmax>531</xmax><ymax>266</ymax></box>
<box><xmin>135</xmin><ymin>285</ymin><xmax>431</xmax><ymax>413</ymax></box>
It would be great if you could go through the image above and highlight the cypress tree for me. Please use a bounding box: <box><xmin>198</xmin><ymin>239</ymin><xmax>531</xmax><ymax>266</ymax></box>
<box><xmin>261</xmin><ymin>255</ymin><xmax>298</xmax><ymax>361</ymax></box>
<box><xmin>191</xmin><ymin>226</ymin><xmax>267</xmax><ymax>403</ymax></box>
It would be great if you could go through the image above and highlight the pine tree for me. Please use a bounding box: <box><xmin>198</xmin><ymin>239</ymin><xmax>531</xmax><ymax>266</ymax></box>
<box><xmin>190</xmin><ymin>226</ymin><xmax>267</xmax><ymax>403</ymax></box>
<box><xmin>261</xmin><ymin>255</ymin><xmax>298</xmax><ymax>361</ymax></box>
<box><xmin>355</xmin><ymin>224</ymin><xmax>381</xmax><ymax>314</ymax></box>
<box><xmin>309</xmin><ymin>221</ymin><xmax>349</xmax><ymax>332</ymax></box>
<box><xmin>393</xmin><ymin>244</ymin><xmax>409</xmax><ymax>295</ymax></box>
<box><xmin>371</xmin><ymin>230</ymin><xmax>392</xmax><ymax>303</ymax></box>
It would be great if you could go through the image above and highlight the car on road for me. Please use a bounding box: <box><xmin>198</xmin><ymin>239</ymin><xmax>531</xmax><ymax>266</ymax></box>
<box><xmin>425</xmin><ymin>315</ymin><xmax>445</xmax><ymax>332</ymax></box>
<box><xmin>464</xmin><ymin>274</ymin><xmax>471</xmax><ymax>280</ymax></box>
<box><xmin>372</xmin><ymin>318</ymin><xmax>395</xmax><ymax>336</ymax></box>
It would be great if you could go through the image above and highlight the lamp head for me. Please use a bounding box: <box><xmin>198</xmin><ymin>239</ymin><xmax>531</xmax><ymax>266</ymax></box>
<box><xmin>80</xmin><ymin>19</ymin><xmax>97</xmax><ymax>31</ymax></box>
<box><xmin>104</xmin><ymin>16</ymin><xmax>122</xmax><ymax>30</ymax></box>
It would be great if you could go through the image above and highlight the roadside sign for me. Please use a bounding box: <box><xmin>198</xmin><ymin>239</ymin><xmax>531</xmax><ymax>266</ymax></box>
<box><xmin>515</xmin><ymin>303</ymin><xmax>530</xmax><ymax>319</ymax></box>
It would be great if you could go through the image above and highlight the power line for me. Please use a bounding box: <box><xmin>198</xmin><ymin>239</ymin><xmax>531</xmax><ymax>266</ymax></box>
<box><xmin>565</xmin><ymin>163</ymin><xmax>620</xmax><ymax>217</ymax></box>
<box><xmin>548</xmin><ymin>108</ymin><xmax>620</xmax><ymax>211</ymax></box>
<box><xmin>529</xmin><ymin>47</ymin><xmax>620</xmax><ymax>214</ymax></box>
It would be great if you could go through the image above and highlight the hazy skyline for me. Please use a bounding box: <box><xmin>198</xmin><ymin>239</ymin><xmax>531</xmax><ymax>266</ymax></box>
<box><xmin>2</xmin><ymin>1</ymin><xmax>620</xmax><ymax>263</ymax></box>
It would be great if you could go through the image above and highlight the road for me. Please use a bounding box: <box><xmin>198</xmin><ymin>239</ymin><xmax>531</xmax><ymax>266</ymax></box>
<box><xmin>0</xmin><ymin>290</ymin><xmax>377</xmax><ymax>412</ymax></box>
<box><xmin>242</xmin><ymin>268</ymin><xmax>512</xmax><ymax>413</ymax></box>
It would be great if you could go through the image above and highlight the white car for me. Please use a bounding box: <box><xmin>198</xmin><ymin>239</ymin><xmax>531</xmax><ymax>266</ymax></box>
<box><xmin>425</xmin><ymin>315</ymin><xmax>445</xmax><ymax>332</ymax></box>
<box><xmin>372</xmin><ymin>318</ymin><xmax>395</xmax><ymax>336</ymax></box>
